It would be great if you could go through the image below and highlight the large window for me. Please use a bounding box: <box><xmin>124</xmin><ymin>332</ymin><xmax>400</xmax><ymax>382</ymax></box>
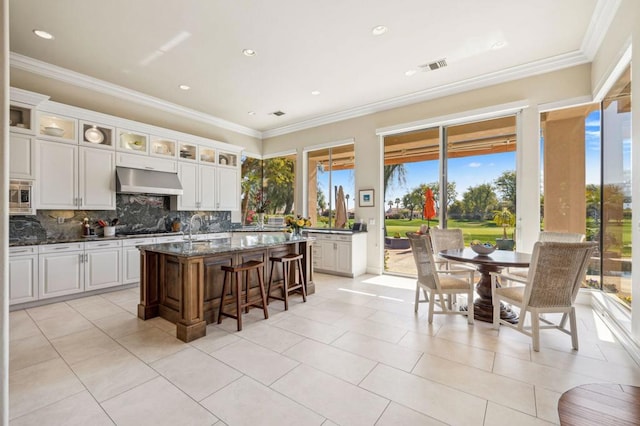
<box><xmin>240</xmin><ymin>153</ymin><xmax>296</xmax><ymax>225</ymax></box>
<box><xmin>539</xmin><ymin>65</ymin><xmax>631</xmax><ymax>307</ymax></box>
<box><xmin>382</xmin><ymin>115</ymin><xmax>517</xmax><ymax>275</ymax></box>
<box><xmin>306</xmin><ymin>144</ymin><xmax>355</xmax><ymax>228</ymax></box>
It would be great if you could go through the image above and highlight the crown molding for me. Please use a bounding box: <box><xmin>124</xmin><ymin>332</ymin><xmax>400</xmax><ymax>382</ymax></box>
<box><xmin>581</xmin><ymin>0</ymin><xmax>621</xmax><ymax>60</ymax></box>
<box><xmin>9</xmin><ymin>87</ymin><xmax>49</xmax><ymax>106</ymax></box>
<box><xmin>9</xmin><ymin>52</ymin><xmax>262</xmax><ymax>139</ymax></box>
<box><xmin>262</xmin><ymin>50</ymin><xmax>590</xmax><ymax>139</ymax></box>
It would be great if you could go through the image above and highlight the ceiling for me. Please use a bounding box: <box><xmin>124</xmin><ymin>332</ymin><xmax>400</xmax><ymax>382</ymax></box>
<box><xmin>8</xmin><ymin>0</ymin><xmax>616</xmax><ymax>138</ymax></box>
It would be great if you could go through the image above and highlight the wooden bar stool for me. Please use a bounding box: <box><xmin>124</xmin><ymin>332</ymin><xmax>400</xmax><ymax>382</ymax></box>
<box><xmin>267</xmin><ymin>253</ymin><xmax>307</xmax><ymax>310</ymax></box>
<box><xmin>218</xmin><ymin>260</ymin><xmax>269</xmax><ymax>331</ymax></box>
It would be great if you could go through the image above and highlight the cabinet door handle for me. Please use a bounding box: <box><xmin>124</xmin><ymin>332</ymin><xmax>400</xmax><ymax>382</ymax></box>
<box><xmin>79</xmin><ymin>253</ymin><xmax>84</xmax><ymax>263</ymax></box>
<box><xmin>85</xmin><ymin>253</ymin><xmax>89</xmax><ymax>262</ymax></box>
<box><xmin>79</xmin><ymin>197</ymin><xmax>83</xmax><ymax>206</ymax></box>
<box><xmin>145</xmin><ymin>166</ymin><xmax>155</xmax><ymax>170</ymax></box>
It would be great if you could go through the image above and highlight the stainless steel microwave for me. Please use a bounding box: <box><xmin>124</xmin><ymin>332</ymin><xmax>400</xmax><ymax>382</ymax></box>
<box><xmin>9</xmin><ymin>180</ymin><xmax>35</xmax><ymax>215</ymax></box>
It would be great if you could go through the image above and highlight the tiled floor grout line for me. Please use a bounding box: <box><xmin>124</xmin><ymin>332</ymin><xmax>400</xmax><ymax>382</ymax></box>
<box><xmin>10</xmin><ymin>274</ymin><xmax>638</xmax><ymax>425</ymax></box>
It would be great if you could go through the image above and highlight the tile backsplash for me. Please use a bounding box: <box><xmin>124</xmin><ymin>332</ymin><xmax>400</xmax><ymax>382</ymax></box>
<box><xmin>10</xmin><ymin>194</ymin><xmax>232</xmax><ymax>243</ymax></box>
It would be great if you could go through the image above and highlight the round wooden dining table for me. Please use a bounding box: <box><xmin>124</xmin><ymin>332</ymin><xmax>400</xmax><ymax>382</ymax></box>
<box><xmin>439</xmin><ymin>248</ymin><xmax>531</xmax><ymax>323</ymax></box>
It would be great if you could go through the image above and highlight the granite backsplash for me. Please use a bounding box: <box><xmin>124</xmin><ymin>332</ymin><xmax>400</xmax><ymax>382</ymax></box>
<box><xmin>10</xmin><ymin>194</ymin><xmax>232</xmax><ymax>243</ymax></box>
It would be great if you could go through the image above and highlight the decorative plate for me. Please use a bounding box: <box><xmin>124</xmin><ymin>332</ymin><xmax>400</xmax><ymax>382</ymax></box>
<box><xmin>43</xmin><ymin>126</ymin><xmax>65</xmax><ymax>137</ymax></box>
<box><xmin>128</xmin><ymin>140</ymin><xmax>145</xmax><ymax>150</ymax></box>
<box><xmin>85</xmin><ymin>127</ymin><xmax>104</xmax><ymax>144</ymax></box>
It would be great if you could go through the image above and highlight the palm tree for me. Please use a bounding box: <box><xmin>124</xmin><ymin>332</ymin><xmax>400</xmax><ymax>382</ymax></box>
<box><xmin>394</xmin><ymin>198</ymin><xmax>400</xmax><ymax>212</ymax></box>
<box><xmin>387</xmin><ymin>200</ymin><xmax>393</xmax><ymax>213</ymax></box>
<box><xmin>383</xmin><ymin>164</ymin><xmax>406</xmax><ymax>199</ymax></box>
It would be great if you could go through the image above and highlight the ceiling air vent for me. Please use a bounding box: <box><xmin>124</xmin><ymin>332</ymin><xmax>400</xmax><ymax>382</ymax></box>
<box><xmin>271</xmin><ymin>110</ymin><xmax>286</xmax><ymax>116</ymax></box>
<box><xmin>419</xmin><ymin>58</ymin><xmax>448</xmax><ymax>71</ymax></box>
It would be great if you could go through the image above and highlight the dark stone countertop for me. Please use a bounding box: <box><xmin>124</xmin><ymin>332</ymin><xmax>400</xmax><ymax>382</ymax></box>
<box><xmin>138</xmin><ymin>232</ymin><xmax>312</xmax><ymax>257</ymax></box>
<box><xmin>9</xmin><ymin>231</ymin><xmax>214</xmax><ymax>247</ymax></box>
<box><xmin>304</xmin><ymin>228</ymin><xmax>367</xmax><ymax>235</ymax></box>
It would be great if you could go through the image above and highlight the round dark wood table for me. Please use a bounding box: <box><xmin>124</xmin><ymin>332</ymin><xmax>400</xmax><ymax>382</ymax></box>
<box><xmin>558</xmin><ymin>383</ymin><xmax>640</xmax><ymax>425</ymax></box>
<box><xmin>439</xmin><ymin>248</ymin><xmax>531</xmax><ymax>323</ymax></box>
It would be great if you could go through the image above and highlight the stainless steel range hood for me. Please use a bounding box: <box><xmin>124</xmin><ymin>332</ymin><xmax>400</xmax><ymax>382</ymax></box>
<box><xmin>116</xmin><ymin>167</ymin><xmax>183</xmax><ymax>196</ymax></box>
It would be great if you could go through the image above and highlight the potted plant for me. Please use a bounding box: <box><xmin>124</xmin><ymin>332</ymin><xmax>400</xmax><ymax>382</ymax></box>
<box><xmin>493</xmin><ymin>207</ymin><xmax>516</xmax><ymax>250</ymax></box>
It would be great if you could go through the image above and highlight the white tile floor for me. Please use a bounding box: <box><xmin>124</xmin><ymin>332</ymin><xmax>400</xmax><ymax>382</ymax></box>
<box><xmin>8</xmin><ymin>273</ymin><xmax>640</xmax><ymax>425</ymax></box>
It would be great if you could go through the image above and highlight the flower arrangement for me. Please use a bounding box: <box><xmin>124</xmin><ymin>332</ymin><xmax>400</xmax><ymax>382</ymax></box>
<box><xmin>285</xmin><ymin>214</ymin><xmax>312</xmax><ymax>235</ymax></box>
<box><xmin>254</xmin><ymin>190</ymin><xmax>270</xmax><ymax>214</ymax></box>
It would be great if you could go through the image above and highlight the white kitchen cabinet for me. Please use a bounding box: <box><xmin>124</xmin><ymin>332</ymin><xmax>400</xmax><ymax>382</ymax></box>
<box><xmin>38</xmin><ymin>243</ymin><xmax>85</xmax><ymax>299</ymax></box>
<box><xmin>79</xmin><ymin>147</ymin><xmax>116</xmax><ymax>210</ymax></box>
<box><xmin>9</xmin><ymin>246</ymin><xmax>38</xmax><ymax>305</ymax></box>
<box><xmin>85</xmin><ymin>240</ymin><xmax>122</xmax><ymax>290</ymax></box>
<box><xmin>307</xmin><ymin>232</ymin><xmax>367</xmax><ymax>277</ymax></box>
<box><xmin>10</xmin><ymin>134</ymin><xmax>35</xmax><ymax>179</ymax></box>
<box><xmin>37</xmin><ymin>140</ymin><xmax>115</xmax><ymax>210</ymax></box>
<box><xmin>200</xmin><ymin>165</ymin><xmax>217</xmax><ymax>210</ymax></box>
<box><xmin>122</xmin><ymin>237</ymin><xmax>155</xmax><ymax>284</ymax></box>
<box><xmin>116</xmin><ymin>152</ymin><xmax>177</xmax><ymax>173</ymax></box>
<box><xmin>37</xmin><ymin>140</ymin><xmax>77</xmax><ymax>209</ymax></box>
<box><xmin>37</xmin><ymin>112</ymin><xmax>78</xmax><ymax>143</ymax></box>
<box><xmin>171</xmin><ymin>162</ymin><xmax>216</xmax><ymax>211</ymax></box>
<box><xmin>216</xmin><ymin>166</ymin><xmax>239</xmax><ymax>211</ymax></box>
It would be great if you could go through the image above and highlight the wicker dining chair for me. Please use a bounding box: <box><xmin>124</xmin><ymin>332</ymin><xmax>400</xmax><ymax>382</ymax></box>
<box><xmin>491</xmin><ymin>241</ymin><xmax>596</xmax><ymax>351</ymax></box>
<box><xmin>507</xmin><ymin>231</ymin><xmax>586</xmax><ymax>278</ymax></box>
<box><xmin>406</xmin><ymin>232</ymin><xmax>475</xmax><ymax>324</ymax></box>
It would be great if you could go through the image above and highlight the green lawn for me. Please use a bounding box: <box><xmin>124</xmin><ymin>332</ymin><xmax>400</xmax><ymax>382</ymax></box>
<box><xmin>384</xmin><ymin>218</ymin><xmax>508</xmax><ymax>244</ymax></box>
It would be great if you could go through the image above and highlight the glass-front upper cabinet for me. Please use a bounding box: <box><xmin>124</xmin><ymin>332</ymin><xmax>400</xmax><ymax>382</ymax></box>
<box><xmin>9</xmin><ymin>102</ymin><xmax>35</xmax><ymax>134</ymax></box>
<box><xmin>199</xmin><ymin>147</ymin><xmax>216</xmax><ymax>165</ymax></box>
<box><xmin>117</xmin><ymin>128</ymin><xmax>149</xmax><ymax>154</ymax></box>
<box><xmin>218</xmin><ymin>151</ymin><xmax>238</xmax><ymax>167</ymax></box>
<box><xmin>37</xmin><ymin>113</ymin><xmax>77</xmax><ymax>142</ymax></box>
<box><xmin>150</xmin><ymin>135</ymin><xmax>177</xmax><ymax>159</ymax></box>
<box><xmin>80</xmin><ymin>121</ymin><xmax>114</xmax><ymax>149</ymax></box>
<box><xmin>178</xmin><ymin>141</ymin><xmax>197</xmax><ymax>161</ymax></box>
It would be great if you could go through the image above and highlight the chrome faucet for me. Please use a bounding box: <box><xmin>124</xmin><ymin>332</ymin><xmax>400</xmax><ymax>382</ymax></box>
<box><xmin>188</xmin><ymin>214</ymin><xmax>203</xmax><ymax>242</ymax></box>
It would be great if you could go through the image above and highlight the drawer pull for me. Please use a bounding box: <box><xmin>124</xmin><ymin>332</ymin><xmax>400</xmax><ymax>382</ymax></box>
<box><xmin>11</xmin><ymin>249</ymin><xmax>29</xmax><ymax>253</ymax></box>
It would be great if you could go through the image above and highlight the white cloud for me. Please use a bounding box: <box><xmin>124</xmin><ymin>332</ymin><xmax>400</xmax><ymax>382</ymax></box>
<box><xmin>469</xmin><ymin>162</ymin><xmax>482</xmax><ymax>168</ymax></box>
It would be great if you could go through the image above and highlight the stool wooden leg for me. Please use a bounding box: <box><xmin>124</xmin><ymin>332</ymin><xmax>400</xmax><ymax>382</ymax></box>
<box><xmin>244</xmin><ymin>270</ymin><xmax>250</xmax><ymax>314</ymax></box>
<box><xmin>257</xmin><ymin>267</ymin><xmax>269</xmax><ymax>319</ymax></box>
<box><xmin>282</xmin><ymin>262</ymin><xmax>289</xmax><ymax>311</ymax></box>
<box><xmin>296</xmin><ymin>258</ymin><xmax>307</xmax><ymax>302</ymax></box>
<box><xmin>235</xmin><ymin>271</ymin><xmax>242</xmax><ymax>331</ymax></box>
<box><xmin>218</xmin><ymin>271</ymin><xmax>229</xmax><ymax>324</ymax></box>
<box><xmin>267</xmin><ymin>261</ymin><xmax>276</xmax><ymax>305</ymax></box>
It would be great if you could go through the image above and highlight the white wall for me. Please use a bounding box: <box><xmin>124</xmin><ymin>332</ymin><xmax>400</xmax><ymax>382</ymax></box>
<box><xmin>264</xmin><ymin>65</ymin><xmax>592</xmax><ymax>273</ymax></box>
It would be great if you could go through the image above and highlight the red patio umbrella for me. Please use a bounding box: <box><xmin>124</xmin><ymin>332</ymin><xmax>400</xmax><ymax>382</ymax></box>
<box><xmin>424</xmin><ymin>188</ymin><xmax>437</xmax><ymax>228</ymax></box>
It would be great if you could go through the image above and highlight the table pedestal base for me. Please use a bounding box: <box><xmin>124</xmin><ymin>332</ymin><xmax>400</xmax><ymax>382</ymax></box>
<box><xmin>473</xmin><ymin>297</ymin><xmax>518</xmax><ymax>324</ymax></box>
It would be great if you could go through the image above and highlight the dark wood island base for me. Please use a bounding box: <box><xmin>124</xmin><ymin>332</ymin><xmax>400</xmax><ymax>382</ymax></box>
<box><xmin>137</xmin><ymin>233</ymin><xmax>314</xmax><ymax>342</ymax></box>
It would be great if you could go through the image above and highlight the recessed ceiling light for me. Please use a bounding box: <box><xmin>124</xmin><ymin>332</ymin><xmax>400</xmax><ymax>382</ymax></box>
<box><xmin>248</xmin><ymin>111</ymin><xmax>256</xmax><ymax>115</ymax></box>
<box><xmin>33</xmin><ymin>29</ymin><xmax>54</xmax><ymax>40</ymax></box>
<box><xmin>242</xmin><ymin>49</ymin><xmax>256</xmax><ymax>57</ymax></box>
<box><xmin>405</xmin><ymin>70</ymin><xmax>417</xmax><ymax>77</ymax></box>
<box><xmin>492</xmin><ymin>41</ymin><xmax>507</xmax><ymax>50</ymax></box>
<box><xmin>372</xmin><ymin>25</ymin><xmax>388</xmax><ymax>36</ymax></box>
<box><xmin>178</xmin><ymin>84</ymin><xmax>191</xmax><ymax>90</ymax></box>
<box><xmin>311</xmin><ymin>90</ymin><xmax>320</xmax><ymax>95</ymax></box>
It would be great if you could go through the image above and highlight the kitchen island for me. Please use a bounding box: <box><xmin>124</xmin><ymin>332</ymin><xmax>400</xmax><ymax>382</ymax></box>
<box><xmin>137</xmin><ymin>232</ymin><xmax>314</xmax><ymax>342</ymax></box>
